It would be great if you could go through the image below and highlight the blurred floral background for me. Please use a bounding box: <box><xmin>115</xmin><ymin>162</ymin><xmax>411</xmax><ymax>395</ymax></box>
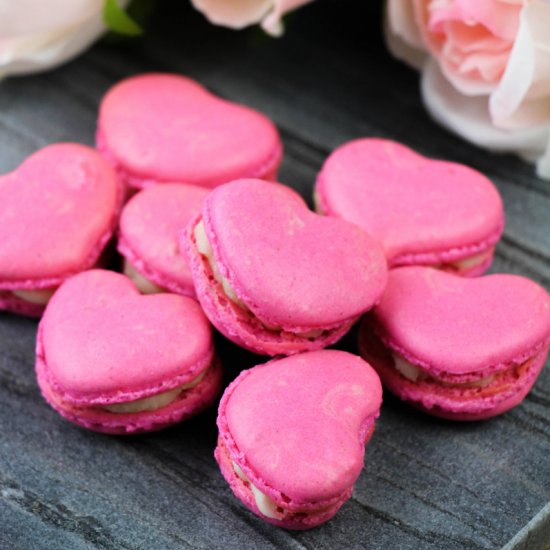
<box><xmin>1</xmin><ymin>0</ymin><xmax>549</xmax><ymax>178</ymax></box>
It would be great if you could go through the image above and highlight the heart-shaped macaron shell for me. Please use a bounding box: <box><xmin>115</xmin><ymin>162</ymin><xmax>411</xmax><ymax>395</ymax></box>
<box><xmin>216</xmin><ymin>350</ymin><xmax>383</xmax><ymax>529</ymax></box>
<box><xmin>0</xmin><ymin>143</ymin><xmax>121</xmax><ymax>316</ymax></box>
<box><xmin>97</xmin><ymin>73</ymin><xmax>283</xmax><ymax>190</ymax></box>
<box><xmin>184</xmin><ymin>179</ymin><xmax>388</xmax><ymax>356</ymax></box>
<box><xmin>118</xmin><ymin>183</ymin><xmax>209</xmax><ymax>296</ymax></box>
<box><xmin>36</xmin><ymin>269</ymin><xmax>221</xmax><ymax>434</ymax></box>
<box><xmin>316</xmin><ymin>139</ymin><xmax>504</xmax><ymax>276</ymax></box>
<box><xmin>359</xmin><ymin>267</ymin><xmax>550</xmax><ymax>420</ymax></box>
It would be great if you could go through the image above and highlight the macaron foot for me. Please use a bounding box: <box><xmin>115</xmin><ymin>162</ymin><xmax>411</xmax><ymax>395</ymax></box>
<box><xmin>359</xmin><ymin>320</ymin><xmax>549</xmax><ymax>421</ymax></box>
<box><xmin>0</xmin><ymin>290</ymin><xmax>54</xmax><ymax>317</ymax></box>
<box><xmin>393</xmin><ymin>246</ymin><xmax>496</xmax><ymax>278</ymax></box>
<box><xmin>37</xmin><ymin>356</ymin><xmax>223</xmax><ymax>434</ymax></box>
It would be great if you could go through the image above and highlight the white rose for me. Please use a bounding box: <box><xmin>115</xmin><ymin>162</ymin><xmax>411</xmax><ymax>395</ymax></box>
<box><xmin>190</xmin><ymin>0</ymin><xmax>314</xmax><ymax>36</ymax></box>
<box><xmin>386</xmin><ymin>0</ymin><xmax>550</xmax><ymax>179</ymax></box>
<box><xmin>0</xmin><ymin>0</ymin><xmax>129</xmax><ymax>78</ymax></box>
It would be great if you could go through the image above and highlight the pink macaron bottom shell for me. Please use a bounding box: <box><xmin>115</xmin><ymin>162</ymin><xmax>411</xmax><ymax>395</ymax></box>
<box><xmin>118</xmin><ymin>235</ymin><xmax>195</xmax><ymax>298</ymax></box>
<box><xmin>359</xmin><ymin>321</ymin><xmax>547</xmax><ymax>421</ymax></box>
<box><xmin>185</xmin><ymin>219</ymin><xmax>356</xmax><ymax>356</ymax></box>
<box><xmin>0</xmin><ymin>291</ymin><xmax>47</xmax><ymax>317</ymax></box>
<box><xmin>96</xmin><ymin>129</ymin><xmax>281</xmax><ymax>191</ymax></box>
<box><xmin>36</xmin><ymin>356</ymin><xmax>223</xmax><ymax>435</ymax></box>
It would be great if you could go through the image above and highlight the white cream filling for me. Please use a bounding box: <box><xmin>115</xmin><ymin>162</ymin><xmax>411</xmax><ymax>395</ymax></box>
<box><xmin>312</xmin><ymin>190</ymin><xmax>324</xmax><ymax>214</ymax></box>
<box><xmin>194</xmin><ymin>221</ymin><xmax>244</xmax><ymax>306</ymax></box>
<box><xmin>194</xmin><ymin>221</ymin><xmax>327</xmax><ymax>339</ymax></box>
<box><xmin>394</xmin><ymin>355</ymin><xmax>426</xmax><ymax>382</ymax></box>
<box><xmin>123</xmin><ymin>260</ymin><xmax>164</xmax><ymax>294</ymax></box>
<box><xmin>445</xmin><ymin>248</ymin><xmax>493</xmax><ymax>272</ymax></box>
<box><xmin>102</xmin><ymin>368</ymin><xmax>207</xmax><ymax>413</ymax></box>
<box><xmin>12</xmin><ymin>288</ymin><xmax>57</xmax><ymax>305</ymax></box>
<box><xmin>232</xmin><ymin>461</ymin><xmax>284</xmax><ymax>520</ymax></box>
<box><xmin>392</xmin><ymin>353</ymin><xmax>494</xmax><ymax>388</ymax></box>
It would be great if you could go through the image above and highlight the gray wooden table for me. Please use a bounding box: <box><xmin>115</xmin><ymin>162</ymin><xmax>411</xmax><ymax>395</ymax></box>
<box><xmin>1</xmin><ymin>2</ymin><xmax>549</xmax><ymax>549</ymax></box>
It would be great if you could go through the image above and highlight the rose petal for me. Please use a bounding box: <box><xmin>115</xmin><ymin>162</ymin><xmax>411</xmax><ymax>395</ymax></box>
<box><xmin>0</xmin><ymin>0</ymin><xmax>130</xmax><ymax>78</ymax></box>
<box><xmin>428</xmin><ymin>0</ymin><xmax>520</xmax><ymax>40</ymax></box>
<box><xmin>0</xmin><ymin>0</ymin><xmax>101</xmax><ymax>37</ymax></box>
<box><xmin>261</xmin><ymin>0</ymin><xmax>313</xmax><ymax>36</ymax></box>
<box><xmin>458</xmin><ymin>51</ymin><xmax>509</xmax><ymax>82</ymax></box>
<box><xmin>490</xmin><ymin>2</ymin><xmax>550</xmax><ymax>128</ymax></box>
<box><xmin>438</xmin><ymin>56</ymin><xmax>498</xmax><ymax>96</ymax></box>
<box><xmin>385</xmin><ymin>1</ymin><xmax>429</xmax><ymax>70</ymax></box>
<box><xmin>190</xmin><ymin>0</ymin><xmax>312</xmax><ymax>36</ymax></box>
<box><xmin>0</xmin><ymin>19</ymin><xmax>103</xmax><ymax>78</ymax></box>
<box><xmin>445</xmin><ymin>21</ymin><xmax>510</xmax><ymax>55</ymax></box>
<box><xmin>421</xmin><ymin>60</ymin><xmax>550</xmax><ymax>178</ymax></box>
<box><xmin>455</xmin><ymin>0</ymin><xmax>521</xmax><ymax>40</ymax></box>
<box><xmin>190</xmin><ymin>0</ymin><xmax>272</xmax><ymax>30</ymax></box>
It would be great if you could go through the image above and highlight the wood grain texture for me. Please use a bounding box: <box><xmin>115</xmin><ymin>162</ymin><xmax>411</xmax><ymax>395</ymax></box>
<box><xmin>1</xmin><ymin>2</ymin><xmax>549</xmax><ymax>549</ymax></box>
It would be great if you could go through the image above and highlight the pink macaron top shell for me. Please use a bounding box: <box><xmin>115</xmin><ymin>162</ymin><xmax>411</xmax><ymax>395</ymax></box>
<box><xmin>97</xmin><ymin>73</ymin><xmax>283</xmax><ymax>188</ymax></box>
<box><xmin>118</xmin><ymin>183</ymin><xmax>209</xmax><ymax>294</ymax></box>
<box><xmin>40</xmin><ymin>269</ymin><xmax>213</xmax><ymax>405</ymax></box>
<box><xmin>221</xmin><ymin>351</ymin><xmax>382</xmax><ymax>504</ymax></box>
<box><xmin>203</xmin><ymin>179</ymin><xmax>388</xmax><ymax>330</ymax></box>
<box><xmin>0</xmin><ymin>143</ymin><xmax>121</xmax><ymax>288</ymax></box>
<box><xmin>316</xmin><ymin>138</ymin><xmax>504</xmax><ymax>262</ymax></box>
<box><xmin>373</xmin><ymin>267</ymin><xmax>550</xmax><ymax>375</ymax></box>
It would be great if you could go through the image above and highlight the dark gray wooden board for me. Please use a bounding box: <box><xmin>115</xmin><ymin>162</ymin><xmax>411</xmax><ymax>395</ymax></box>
<box><xmin>1</xmin><ymin>2</ymin><xmax>549</xmax><ymax>549</ymax></box>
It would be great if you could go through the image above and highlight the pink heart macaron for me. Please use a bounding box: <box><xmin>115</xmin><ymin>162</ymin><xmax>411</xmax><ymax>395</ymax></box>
<box><xmin>118</xmin><ymin>183</ymin><xmax>209</xmax><ymax>296</ymax></box>
<box><xmin>97</xmin><ymin>73</ymin><xmax>283</xmax><ymax>190</ymax></box>
<box><xmin>216</xmin><ymin>350</ymin><xmax>383</xmax><ymax>529</ymax></box>
<box><xmin>0</xmin><ymin>143</ymin><xmax>122</xmax><ymax>317</ymax></box>
<box><xmin>36</xmin><ymin>269</ymin><xmax>222</xmax><ymax>434</ymax></box>
<box><xmin>183</xmin><ymin>179</ymin><xmax>388</xmax><ymax>356</ymax></box>
<box><xmin>359</xmin><ymin>267</ymin><xmax>550</xmax><ymax>420</ymax></box>
<box><xmin>315</xmin><ymin>138</ymin><xmax>504</xmax><ymax>276</ymax></box>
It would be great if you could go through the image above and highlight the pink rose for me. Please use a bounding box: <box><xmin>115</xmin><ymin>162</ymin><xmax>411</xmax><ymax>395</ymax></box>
<box><xmin>190</xmin><ymin>0</ymin><xmax>314</xmax><ymax>36</ymax></box>
<box><xmin>386</xmin><ymin>0</ymin><xmax>550</xmax><ymax>179</ymax></box>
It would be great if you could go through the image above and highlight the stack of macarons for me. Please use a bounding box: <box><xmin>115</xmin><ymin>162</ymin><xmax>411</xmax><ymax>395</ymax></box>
<box><xmin>1</xmin><ymin>72</ymin><xmax>549</xmax><ymax>530</ymax></box>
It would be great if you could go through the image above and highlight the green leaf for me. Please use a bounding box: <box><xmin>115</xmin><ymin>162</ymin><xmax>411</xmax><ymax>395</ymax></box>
<box><xmin>103</xmin><ymin>0</ymin><xmax>143</xmax><ymax>36</ymax></box>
